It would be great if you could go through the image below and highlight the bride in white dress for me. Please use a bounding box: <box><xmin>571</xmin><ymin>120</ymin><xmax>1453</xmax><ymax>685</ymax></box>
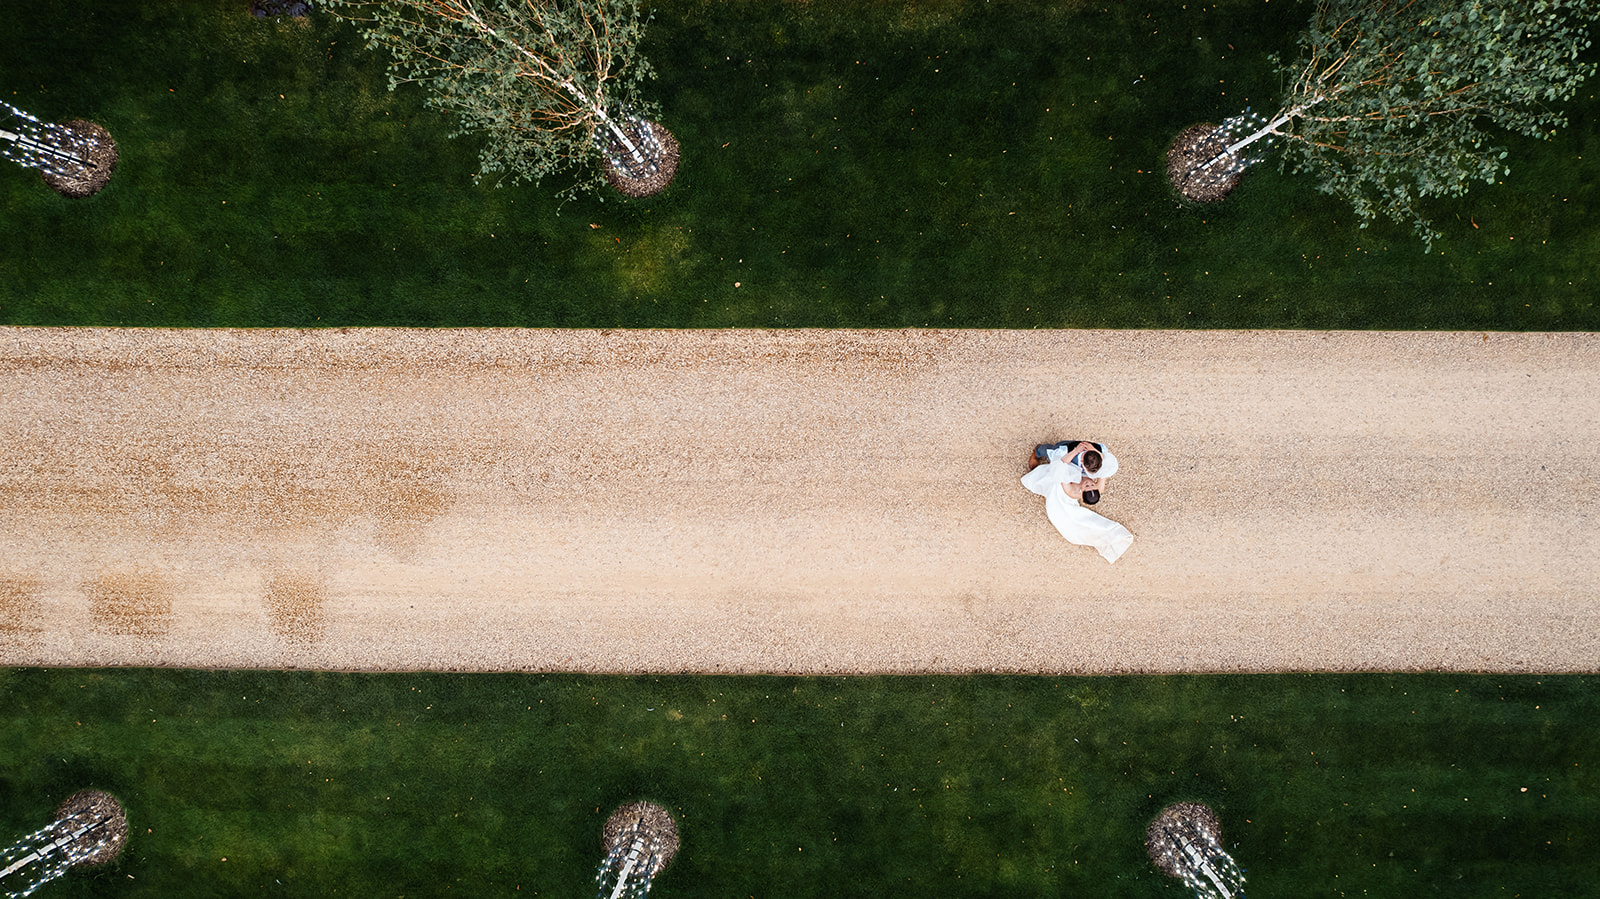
<box><xmin>1020</xmin><ymin>441</ymin><xmax>1133</xmax><ymax>564</ymax></box>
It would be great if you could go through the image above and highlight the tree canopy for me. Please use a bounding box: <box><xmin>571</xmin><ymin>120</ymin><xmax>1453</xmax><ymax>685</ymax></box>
<box><xmin>1190</xmin><ymin>0</ymin><xmax>1599</xmax><ymax>248</ymax></box>
<box><xmin>324</xmin><ymin>0</ymin><xmax>667</xmax><ymax>196</ymax></box>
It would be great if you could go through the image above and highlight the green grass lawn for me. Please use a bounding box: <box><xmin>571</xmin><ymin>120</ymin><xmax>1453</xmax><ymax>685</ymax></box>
<box><xmin>0</xmin><ymin>670</ymin><xmax>1595</xmax><ymax>897</ymax></box>
<box><xmin>1</xmin><ymin>0</ymin><xmax>1597</xmax><ymax>328</ymax></box>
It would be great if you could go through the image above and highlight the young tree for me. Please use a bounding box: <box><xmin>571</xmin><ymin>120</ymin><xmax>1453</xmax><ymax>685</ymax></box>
<box><xmin>324</xmin><ymin>0</ymin><xmax>679</xmax><ymax>198</ymax></box>
<box><xmin>1146</xmin><ymin>803</ymin><xmax>1246</xmax><ymax>899</ymax></box>
<box><xmin>1</xmin><ymin>102</ymin><xmax>118</xmax><ymax>198</ymax></box>
<box><xmin>1168</xmin><ymin>0</ymin><xmax>1599</xmax><ymax>248</ymax></box>
<box><xmin>595</xmin><ymin>802</ymin><xmax>678</xmax><ymax>899</ymax></box>
<box><xmin>0</xmin><ymin>790</ymin><xmax>127</xmax><ymax>897</ymax></box>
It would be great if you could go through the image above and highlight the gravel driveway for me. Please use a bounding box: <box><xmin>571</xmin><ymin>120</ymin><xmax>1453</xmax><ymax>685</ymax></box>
<box><xmin>2</xmin><ymin>328</ymin><xmax>1595</xmax><ymax>673</ymax></box>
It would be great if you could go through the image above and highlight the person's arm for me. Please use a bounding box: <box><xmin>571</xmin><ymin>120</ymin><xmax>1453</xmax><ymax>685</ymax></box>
<box><xmin>1061</xmin><ymin>479</ymin><xmax>1085</xmax><ymax>501</ymax></box>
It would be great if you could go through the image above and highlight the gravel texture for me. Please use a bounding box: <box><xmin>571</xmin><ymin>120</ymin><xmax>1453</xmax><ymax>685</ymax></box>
<box><xmin>1</xmin><ymin>327</ymin><xmax>1596</xmax><ymax>673</ymax></box>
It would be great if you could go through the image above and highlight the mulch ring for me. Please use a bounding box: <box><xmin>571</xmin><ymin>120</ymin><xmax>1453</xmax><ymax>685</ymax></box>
<box><xmin>1166</xmin><ymin>123</ymin><xmax>1243</xmax><ymax>203</ymax></box>
<box><xmin>1145</xmin><ymin>801</ymin><xmax>1222</xmax><ymax>877</ymax></box>
<box><xmin>53</xmin><ymin>789</ymin><xmax>129</xmax><ymax>868</ymax></box>
<box><xmin>40</xmin><ymin>120</ymin><xmax>118</xmax><ymax>199</ymax></box>
<box><xmin>602</xmin><ymin>801</ymin><xmax>680</xmax><ymax>876</ymax></box>
<box><xmin>603</xmin><ymin>121</ymin><xmax>680</xmax><ymax>198</ymax></box>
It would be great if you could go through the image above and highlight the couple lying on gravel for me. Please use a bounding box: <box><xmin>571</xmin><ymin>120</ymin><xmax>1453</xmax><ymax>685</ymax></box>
<box><xmin>1022</xmin><ymin>440</ymin><xmax>1133</xmax><ymax>564</ymax></box>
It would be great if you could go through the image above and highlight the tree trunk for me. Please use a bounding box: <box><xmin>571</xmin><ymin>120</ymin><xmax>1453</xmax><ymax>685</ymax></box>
<box><xmin>1193</xmin><ymin>96</ymin><xmax>1321</xmax><ymax>178</ymax></box>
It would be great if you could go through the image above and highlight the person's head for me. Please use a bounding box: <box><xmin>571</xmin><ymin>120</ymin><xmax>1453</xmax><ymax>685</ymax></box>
<box><xmin>1080</xmin><ymin>449</ymin><xmax>1102</xmax><ymax>475</ymax></box>
<box><xmin>1082</xmin><ymin>489</ymin><xmax>1101</xmax><ymax>505</ymax></box>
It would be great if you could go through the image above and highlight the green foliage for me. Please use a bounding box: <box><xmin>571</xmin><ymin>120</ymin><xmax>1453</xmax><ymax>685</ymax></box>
<box><xmin>323</xmin><ymin>0</ymin><xmax>660</xmax><ymax>196</ymax></box>
<box><xmin>1270</xmin><ymin>0</ymin><xmax>1600</xmax><ymax>248</ymax></box>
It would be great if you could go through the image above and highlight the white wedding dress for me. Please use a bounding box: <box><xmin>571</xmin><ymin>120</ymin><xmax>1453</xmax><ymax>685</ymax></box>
<box><xmin>1020</xmin><ymin>445</ymin><xmax>1134</xmax><ymax>564</ymax></box>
